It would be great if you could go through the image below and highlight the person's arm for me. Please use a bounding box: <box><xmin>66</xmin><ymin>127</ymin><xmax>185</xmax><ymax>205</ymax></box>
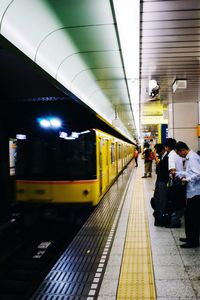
<box><xmin>176</xmin><ymin>156</ymin><xmax>200</xmax><ymax>182</ymax></box>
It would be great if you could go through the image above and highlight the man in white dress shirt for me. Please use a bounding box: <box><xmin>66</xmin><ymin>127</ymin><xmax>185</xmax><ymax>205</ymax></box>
<box><xmin>175</xmin><ymin>141</ymin><xmax>200</xmax><ymax>248</ymax></box>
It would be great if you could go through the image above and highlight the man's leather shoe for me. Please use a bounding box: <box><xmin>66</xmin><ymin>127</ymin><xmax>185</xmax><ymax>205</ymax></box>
<box><xmin>180</xmin><ymin>243</ymin><xmax>199</xmax><ymax>248</ymax></box>
<box><xmin>179</xmin><ymin>237</ymin><xmax>188</xmax><ymax>243</ymax></box>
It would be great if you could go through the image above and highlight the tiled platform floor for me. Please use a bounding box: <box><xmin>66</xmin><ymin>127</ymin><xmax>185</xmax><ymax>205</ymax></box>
<box><xmin>99</xmin><ymin>158</ymin><xmax>200</xmax><ymax>299</ymax></box>
<box><xmin>145</xmin><ymin>172</ymin><xmax>200</xmax><ymax>299</ymax></box>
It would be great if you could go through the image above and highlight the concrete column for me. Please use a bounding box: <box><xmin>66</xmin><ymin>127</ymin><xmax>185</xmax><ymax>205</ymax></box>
<box><xmin>168</xmin><ymin>102</ymin><xmax>199</xmax><ymax>151</ymax></box>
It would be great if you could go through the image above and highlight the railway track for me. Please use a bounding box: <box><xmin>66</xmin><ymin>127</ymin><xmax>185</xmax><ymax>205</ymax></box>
<box><xmin>0</xmin><ymin>211</ymin><xmax>87</xmax><ymax>300</ymax></box>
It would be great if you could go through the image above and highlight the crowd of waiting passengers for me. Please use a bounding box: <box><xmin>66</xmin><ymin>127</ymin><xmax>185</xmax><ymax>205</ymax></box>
<box><xmin>141</xmin><ymin>138</ymin><xmax>200</xmax><ymax>249</ymax></box>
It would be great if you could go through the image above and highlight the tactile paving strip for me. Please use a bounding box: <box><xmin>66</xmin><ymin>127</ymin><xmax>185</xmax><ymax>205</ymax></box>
<box><xmin>30</xmin><ymin>163</ymin><xmax>134</xmax><ymax>300</ymax></box>
<box><xmin>117</xmin><ymin>168</ymin><xmax>156</xmax><ymax>299</ymax></box>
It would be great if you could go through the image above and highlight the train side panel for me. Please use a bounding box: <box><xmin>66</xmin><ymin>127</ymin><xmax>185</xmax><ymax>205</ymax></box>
<box><xmin>16</xmin><ymin>179</ymin><xmax>99</xmax><ymax>205</ymax></box>
<box><xmin>94</xmin><ymin>130</ymin><xmax>135</xmax><ymax>205</ymax></box>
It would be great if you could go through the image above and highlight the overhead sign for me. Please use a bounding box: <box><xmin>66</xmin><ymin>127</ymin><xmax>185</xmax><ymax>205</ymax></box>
<box><xmin>141</xmin><ymin>115</ymin><xmax>168</xmax><ymax>125</ymax></box>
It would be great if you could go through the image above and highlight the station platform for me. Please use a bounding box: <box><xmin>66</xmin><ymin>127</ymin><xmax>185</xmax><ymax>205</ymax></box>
<box><xmin>31</xmin><ymin>159</ymin><xmax>200</xmax><ymax>300</ymax></box>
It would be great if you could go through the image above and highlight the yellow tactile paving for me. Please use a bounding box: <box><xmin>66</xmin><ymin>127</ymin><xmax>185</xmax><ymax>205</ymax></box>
<box><xmin>117</xmin><ymin>170</ymin><xmax>156</xmax><ymax>299</ymax></box>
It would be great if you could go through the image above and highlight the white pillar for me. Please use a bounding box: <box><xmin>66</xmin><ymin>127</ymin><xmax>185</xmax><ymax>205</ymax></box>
<box><xmin>168</xmin><ymin>102</ymin><xmax>199</xmax><ymax>151</ymax></box>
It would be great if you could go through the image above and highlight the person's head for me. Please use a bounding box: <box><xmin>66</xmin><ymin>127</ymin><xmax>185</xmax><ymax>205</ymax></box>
<box><xmin>175</xmin><ymin>141</ymin><xmax>190</xmax><ymax>157</ymax></box>
<box><xmin>164</xmin><ymin>138</ymin><xmax>176</xmax><ymax>152</ymax></box>
<box><xmin>154</xmin><ymin>143</ymin><xmax>165</xmax><ymax>156</ymax></box>
<box><xmin>144</xmin><ymin>142</ymin><xmax>149</xmax><ymax>148</ymax></box>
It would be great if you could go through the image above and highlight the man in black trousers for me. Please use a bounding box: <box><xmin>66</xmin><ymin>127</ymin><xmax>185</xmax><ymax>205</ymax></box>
<box><xmin>175</xmin><ymin>141</ymin><xmax>200</xmax><ymax>248</ymax></box>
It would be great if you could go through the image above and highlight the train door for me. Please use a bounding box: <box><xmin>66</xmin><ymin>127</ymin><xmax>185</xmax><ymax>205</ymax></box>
<box><xmin>99</xmin><ymin>138</ymin><xmax>109</xmax><ymax>193</ymax></box>
<box><xmin>118</xmin><ymin>143</ymin><xmax>122</xmax><ymax>172</ymax></box>
<box><xmin>116</xmin><ymin>142</ymin><xmax>118</xmax><ymax>174</ymax></box>
<box><xmin>110</xmin><ymin>142</ymin><xmax>115</xmax><ymax>182</ymax></box>
<box><xmin>98</xmin><ymin>138</ymin><xmax>103</xmax><ymax>195</ymax></box>
<box><xmin>106</xmin><ymin>139</ymin><xmax>109</xmax><ymax>186</ymax></box>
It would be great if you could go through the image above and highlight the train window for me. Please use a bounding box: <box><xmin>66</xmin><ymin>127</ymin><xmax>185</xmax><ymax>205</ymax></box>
<box><xmin>16</xmin><ymin>137</ymin><xmax>54</xmax><ymax>178</ymax></box>
<box><xmin>118</xmin><ymin>144</ymin><xmax>121</xmax><ymax>159</ymax></box>
<box><xmin>15</xmin><ymin>131</ymin><xmax>96</xmax><ymax>180</ymax></box>
<box><xmin>15</xmin><ymin>140</ymin><xmax>28</xmax><ymax>177</ymax></box>
<box><xmin>111</xmin><ymin>143</ymin><xmax>115</xmax><ymax>164</ymax></box>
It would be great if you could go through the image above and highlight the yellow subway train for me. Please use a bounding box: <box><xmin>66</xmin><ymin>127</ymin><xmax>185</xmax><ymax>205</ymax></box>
<box><xmin>15</xmin><ymin>129</ymin><xmax>135</xmax><ymax>208</ymax></box>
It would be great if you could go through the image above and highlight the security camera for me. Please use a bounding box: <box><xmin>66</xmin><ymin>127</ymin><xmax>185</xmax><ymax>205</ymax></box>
<box><xmin>149</xmin><ymin>80</ymin><xmax>159</xmax><ymax>98</ymax></box>
<box><xmin>150</xmin><ymin>86</ymin><xmax>159</xmax><ymax>98</ymax></box>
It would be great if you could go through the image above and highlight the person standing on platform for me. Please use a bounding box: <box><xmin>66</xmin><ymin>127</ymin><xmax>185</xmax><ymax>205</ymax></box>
<box><xmin>153</xmin><ymin>143</ymin><xmax>169</xmax><ymax>226</ymax></box>
<box><xmin>175</xmin><ymin>141</ymin><xmax>200</xmax><ymax>248</ymax></box>
<box><xmin>164</xmin><ymin>138</ymin><xmax>185</xmax><ymax>228</ymax></box>
<box><xmin>141</xmin><ymin>143</ymin><xmax>154</xmax><ymax>178</ymax></box>
<box><xmin>134</xmin><ymin>147</ymin><xmax>139</xmax><ymax>167</ymax></box>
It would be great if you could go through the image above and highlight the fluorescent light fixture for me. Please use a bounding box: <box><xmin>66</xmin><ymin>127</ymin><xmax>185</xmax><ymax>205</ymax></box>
<box><xmin>60</xmin><ymin>132</ymin><xmax>76</xmax><ymax>140</ymax></box>
<box><xmin>172</xmin><ymin>79</ymin><xmax>187</xmax><ymax>93</ymax></box>
<box><xmin>16</xmin><ymin>134</ymin><xmax>26</xmax><ymax>140</ymax></box>
<box><xmin>112</xmin><ymin>0</ymin><xmax>140</xmax><ymax>139</ymax></box>
<box><xmin>64</xmin><ymin>137</ymin><xmax>75</xmax><ymax>140</ymax></box>
<box><xmin>71</xmin><ymin>132</ymin><xmax>79</xmax><ymax>138</ymax></box>
<box><xmin>59</xmin><ymin>131</ymin><xmax>67</xmax><ymax>138</ymax></box>
<box><xmin>79</xmin><ymin>130</ymin><xmax>90</xmax><ymax>135</ymax></box>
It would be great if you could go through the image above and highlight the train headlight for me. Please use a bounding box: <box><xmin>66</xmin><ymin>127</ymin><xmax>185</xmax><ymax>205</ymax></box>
<box><xmin>38</xmin><ymin>117</ymin><xmax>62</xmax><ymax>129</ymax></box>
<box><xmin>49</xmin><ymin>118</ymin><xmax>62</xmax><ymax>128</ymax></box>
<box><xmin>39</xmin><ymin>119</ymin><xmax>51</xmax><ymax>128</ymax></box>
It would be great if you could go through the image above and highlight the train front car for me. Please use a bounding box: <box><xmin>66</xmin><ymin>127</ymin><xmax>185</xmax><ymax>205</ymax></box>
<box><xmin>15</xmin><ymin>129</ymin><xmax>135</xmax><ymax>213</ymax></box>
<box><xmin>15</xmin><ymin>130</ymin><xmax>99</xmax><ymax>209</ymax></box>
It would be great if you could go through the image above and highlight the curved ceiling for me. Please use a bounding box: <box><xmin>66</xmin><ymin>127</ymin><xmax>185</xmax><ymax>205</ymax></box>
<box><xmin>0</xmin><ymin>0</ymin><xmax>137</xmax><ymax>142</ymax></box>
<box><xmin>1</xmin><ymin>0</ymin><xmax>199</xmax><ymax>141</ymax></box>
